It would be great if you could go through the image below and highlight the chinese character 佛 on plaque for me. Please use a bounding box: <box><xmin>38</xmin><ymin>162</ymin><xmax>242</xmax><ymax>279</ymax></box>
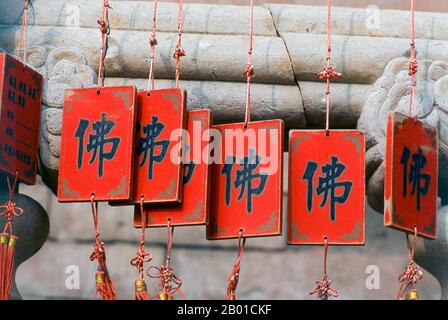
<box><xmin>57</xmin><ymin>86</ymin><xmax>137</xmax><ymax>202</ymax></box>
<box><xmin>207</xmin><ymin>120</ymin><xmax>284</xmax><ymax>239</ymax></box>
<box><xmin>288</xmin><ymin>130</ymin><xmax>365</xmax><ymax>245</ymax></box>
<box><xmin>384</xmin><ymin>111</ymin><xmax>438</xmax><ymax>239</ymax></box>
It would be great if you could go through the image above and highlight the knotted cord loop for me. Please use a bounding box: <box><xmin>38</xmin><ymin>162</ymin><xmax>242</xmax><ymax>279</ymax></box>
<box><xmin>243</xmin><ymin>0</ymin><xmax>255</xmax><ymax>128</ymax></box>
<box><xmin>147</xmin><ymin>220</ymin><xmax>185</xmax><ymax>299</ymax></box>
<box><xmin>226</xmin><ymin>230</ymin><xmax>246</xmax><ymax>300</ymax></box>
<box><xmin>89</xmin><ymin>195</ymin><xmax>106</xmax><ymax>267</ymax></box>
<box><xmin>397</xmin><ymin>226</ymin><xmax>422</xmax><ymax>300</ymax></box>
<box><xmin>147</xmin><ymin>0</ymin><xmax>158</xmax><ymax>91</ymax></box>
<box><xmin>89</xmin><ymin>194</ymin><xmax>117</xmax><ymax>300</ymax></box>
<box><xmin>408</xmin><ymin>0</ymin><xmax>418</xmax><ymax>117</ymax></box>
<box><xmin>97</xmin><ymin>0</ymin><xmax>112</xmax><ymax>87</ymax></box>
<box><xmin>0</xmin><ymin>172</ymin><xmax>22</xmax><ymax>237</ymax></box>
<box><xmin>130</xmin><ymin>198</ymin><xmax>152</xmax><ymax>279</ymax></box>
<box><xmin>173</xmin><ymin>0</ymin><xmax>185</xmax><ymax>88</ymax></box>
<box><xmin>15</xmin><ymin>0</ymin><xmax>29</xmax><ymax>65</ymax></box>
<box><xmin>310</xmin><ymin>237</ymin><xmax>339</xmax><ymax>300</ymax></box>
<box><xmin>317</xmin><ymin>0</ymin><xmax>342</xmax><ymax>135</ymax></box>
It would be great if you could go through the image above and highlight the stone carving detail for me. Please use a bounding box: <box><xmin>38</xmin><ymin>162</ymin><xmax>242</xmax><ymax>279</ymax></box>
<box><xmin>26</xmin><ymin>46</ymin><xmax>96</xmax><ymax>189</ymax></box>
<box><xmin>358</xmin><ymin>56</ymin><xmax>448</xmax><ymax>212</ymax></box>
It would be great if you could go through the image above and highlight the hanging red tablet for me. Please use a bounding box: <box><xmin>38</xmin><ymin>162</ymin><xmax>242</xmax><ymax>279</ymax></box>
<box><xmin>57</xmin><ymin>86</ymin><xmax>137</xmax><ymax>202</ymax></box>
<box><xmin>134</xmin><ymin>109</ymin><xmax>212</xmax><ymax>227</ymax></box>
<box><xmin>0</xmin><ymin>53</ymin><xmax>42</xmax><ymax>184</ymax></box>
<box><xmin>288</xmin><ymin>130</ymin><xmax>365</xmax><ymax>245</ymax></box>
<box><xmin>130</xmin><ymin>89</ymin><xmax>186</xmax><ymax>204</ymax></box>
<box><xmin>206</xmin><ymin>119</ymin><xmax>284</xmax><ymax>240</ymax></box>
<box><xmin>384</xmin><ymin>111</ymin><xmax>438</xmax><ymax>239</ymax></box>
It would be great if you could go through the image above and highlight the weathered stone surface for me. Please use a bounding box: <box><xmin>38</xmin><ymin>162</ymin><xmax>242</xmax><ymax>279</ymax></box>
<box><xmin>267</xmin><ymin>4</ymin><xmax>448</xmax><ymax>40</ymax></box>
<box><xmin>357</xmin><ymin>57</ymin><xmax>448</xmax><ymax>212</ymax></box>
<box><xmin>27</xmin><ymin>46</ymin><xmax>96</xmax><ymax>178</ymax></box>
<box><xmin>0</xmin><ymin>0</ymin><xmax>277</xmax><ymax>36</ymax></box>
<box><xmin>282</xmin><ymin>32</ymin><xmax>448</xmax><ymax>84</ymax></box>
<box><xmin>299</xmin><ymin>81</ymin><xmax>370</xmax><ymax>128</ymax></box>
<box><xmin>0</xmin><ymin>27</ymin><xmax>295</xmax><ymax>85</ymax></box>
<box><xmin>0</xmin><ymin>187</ymin><xmax>49</xmax><ymax>299</ymax></box>
<box><xmin>106</xmin><ymin>78</ymin><xmax>305</xmax><ymax>128</ymax></box>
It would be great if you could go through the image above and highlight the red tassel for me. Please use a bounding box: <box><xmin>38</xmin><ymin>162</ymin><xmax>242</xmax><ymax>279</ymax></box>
<box><xmin>4</xmin><ymin>236</ymin><xmax>16</xmax><ymax>299</ymax></box>
<box><xmin>134</xmin><ymin>279</ymin><xmax>150</xmax><ymax>300</ymax></box>
<box><xmin>0</xmin><ymin>235</ymin><xmax>16</xmax><ymax>300</ymax></box>
<box><xmin>0</xmin><ymin>234</ymin><xmax>9</xmax><ymax>299</ymax></box>
<box><xmin>95</xmin><ymin>271</ymin><xmax>116</xmax><ymax>300</ymax></box>
<box><xmin>0</xmin><ymin>173</ymin><xmax>23</xmax><ymax>300</ymax></box>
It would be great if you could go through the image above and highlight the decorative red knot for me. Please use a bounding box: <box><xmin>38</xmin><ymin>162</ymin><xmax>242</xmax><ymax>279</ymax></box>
<box><xmin>244</xmin><ymin>64</ymin><xmax>255</xmax><ymax>79</ymax></box>
<box><xmin>90</xmin><ymin>239</ymin><xmax>106</xmax><ymax>263</ymax></box>
<box><xmin>399</xmin><ymin>263</ymin><xmax>423</xmax><ymax>286</ymax></box>
<box><xmin>173</xmin><ymin>45</ymin><xmax>186</xmax><ymax>59</ymax></box>
<box><xmin>0</xmin><ymin>200</ymin><xmax>24</xmax><ymax>221</ymax></box>
<box><xmin>150</xmin><ymin>34</ymin><xmax>158</xmax><ymax>47</ymax></box>
<box><xmin>148</xmin><ymin>265</ymin><xmax>182</xmax><ymax>295</ymax></box>
<box><xmin>131</xmin><ymin>245</ymin><xmax>152</xmax><ymax>274</ymax></box>
<box><xmin>97</xmin><ymin>20</ymin><xmax>108</xmax><ymax>34</ymax></box>
<box><xmin>408</xmin><ymin>58</ymin><xmax>418</xmax><ymax>76</ymax></box>
<box><xmin>310</xmin><ymin>276</ymin><xmax>339</xmax><ymax>300</ymax></box>
<box><xmin>317</xmin><ymin>65</ymin><xmax>342</xmax><ymax>80</ymax></box>
<box><xmin>226</xmin><ymin>264</ymin><xmax>240</xmax><ymax>300</ymax></box>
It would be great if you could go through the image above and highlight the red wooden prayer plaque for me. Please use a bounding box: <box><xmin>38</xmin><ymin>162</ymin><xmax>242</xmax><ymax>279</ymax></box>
<box><xmin>288</xmin><ymin>130</ymin><xmax>365</xmax><ymax>245</ymax></box>
<box><xmin>206</xmin><ymin>120</ymin><xmax>284</xmax><ymax>240</ymax></box>
<box><xmin>128</xmin><ymin>89</ymin><xmax>186</xmax><ymax>204</ymax></box>
<box><xmin>134</xmin><ymin>109</ymin><xmax>212</xmax><ymax>227</ymax></box>
<box><xmin>384</xmin><ymin>111</ymin><xmax>438</xmax><ymax>239</ymax></box>
<box><xmin>57</xmin><ymin>86</ymin><xmax>137</xmax><ymax>202</ymax></box>
<box><xmin>0</xmin><ymin>53</ymin><xmax>42</xmax><ymax>184</ymax></box>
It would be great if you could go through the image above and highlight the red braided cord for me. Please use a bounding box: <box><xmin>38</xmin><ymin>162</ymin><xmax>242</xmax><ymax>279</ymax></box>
<box><xmin>397</xmin><ymin>226</ymin><xmax>422</xmax><ymax>300</ymax></box>
<box><xmin>147</xmin><ymin>220</ymin><xmax>185</xmax><ymax>299</ymax></box>
<box><xmin>243</xmin><ymin>0</ymin><xmax>255</xmax><ymax>128</ymax></box>
<box><xmin>89</xmin><ymin>194</ymin><xmax>117</xmax><ymax>300</ymax></box>
<box><xmin>173</xmin><ymin>0</ymin><xmax>185</xmax><ymax>88</ymax></box>
<box><xmin>130</xmin><ymin>198</ymin><xmax>152</xmax><ymax>279</ymax></box>
<box><xmin>15</xmin><ymin>0</ymin><xmax>29</xmax><ymax>65</ymax></box>
<box><xmin>148</xmin><ymin>0</ymin><xmax>158</xmax><ymax>91</ymax></box>
<box><xmin>316</xmin><ymin>0</ymin><xmax>342</xmax><ymax>135</ymax></box>
<box><xmin>226</xmin><ymin>230</ymin><xmax>246</xmax><ymax>300</ymax></box>
<box><xmin>408</xmin><ymin>0</ymin><xmax>418</xmax><ymax>117</ymax></box>
<box><xmin>97</xmin><ymin>0</ymin><xmax>111</xmax><ymax>87</ymax></box>
<box><xmin>310</xmin><ymin>237</ymin><xmax>339</xmax><ymax>300</ymax></box>
<box><xmin>0</xmin><ymin>172</ymin><xmax>23</xmax><ymax>237</ymax></box>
